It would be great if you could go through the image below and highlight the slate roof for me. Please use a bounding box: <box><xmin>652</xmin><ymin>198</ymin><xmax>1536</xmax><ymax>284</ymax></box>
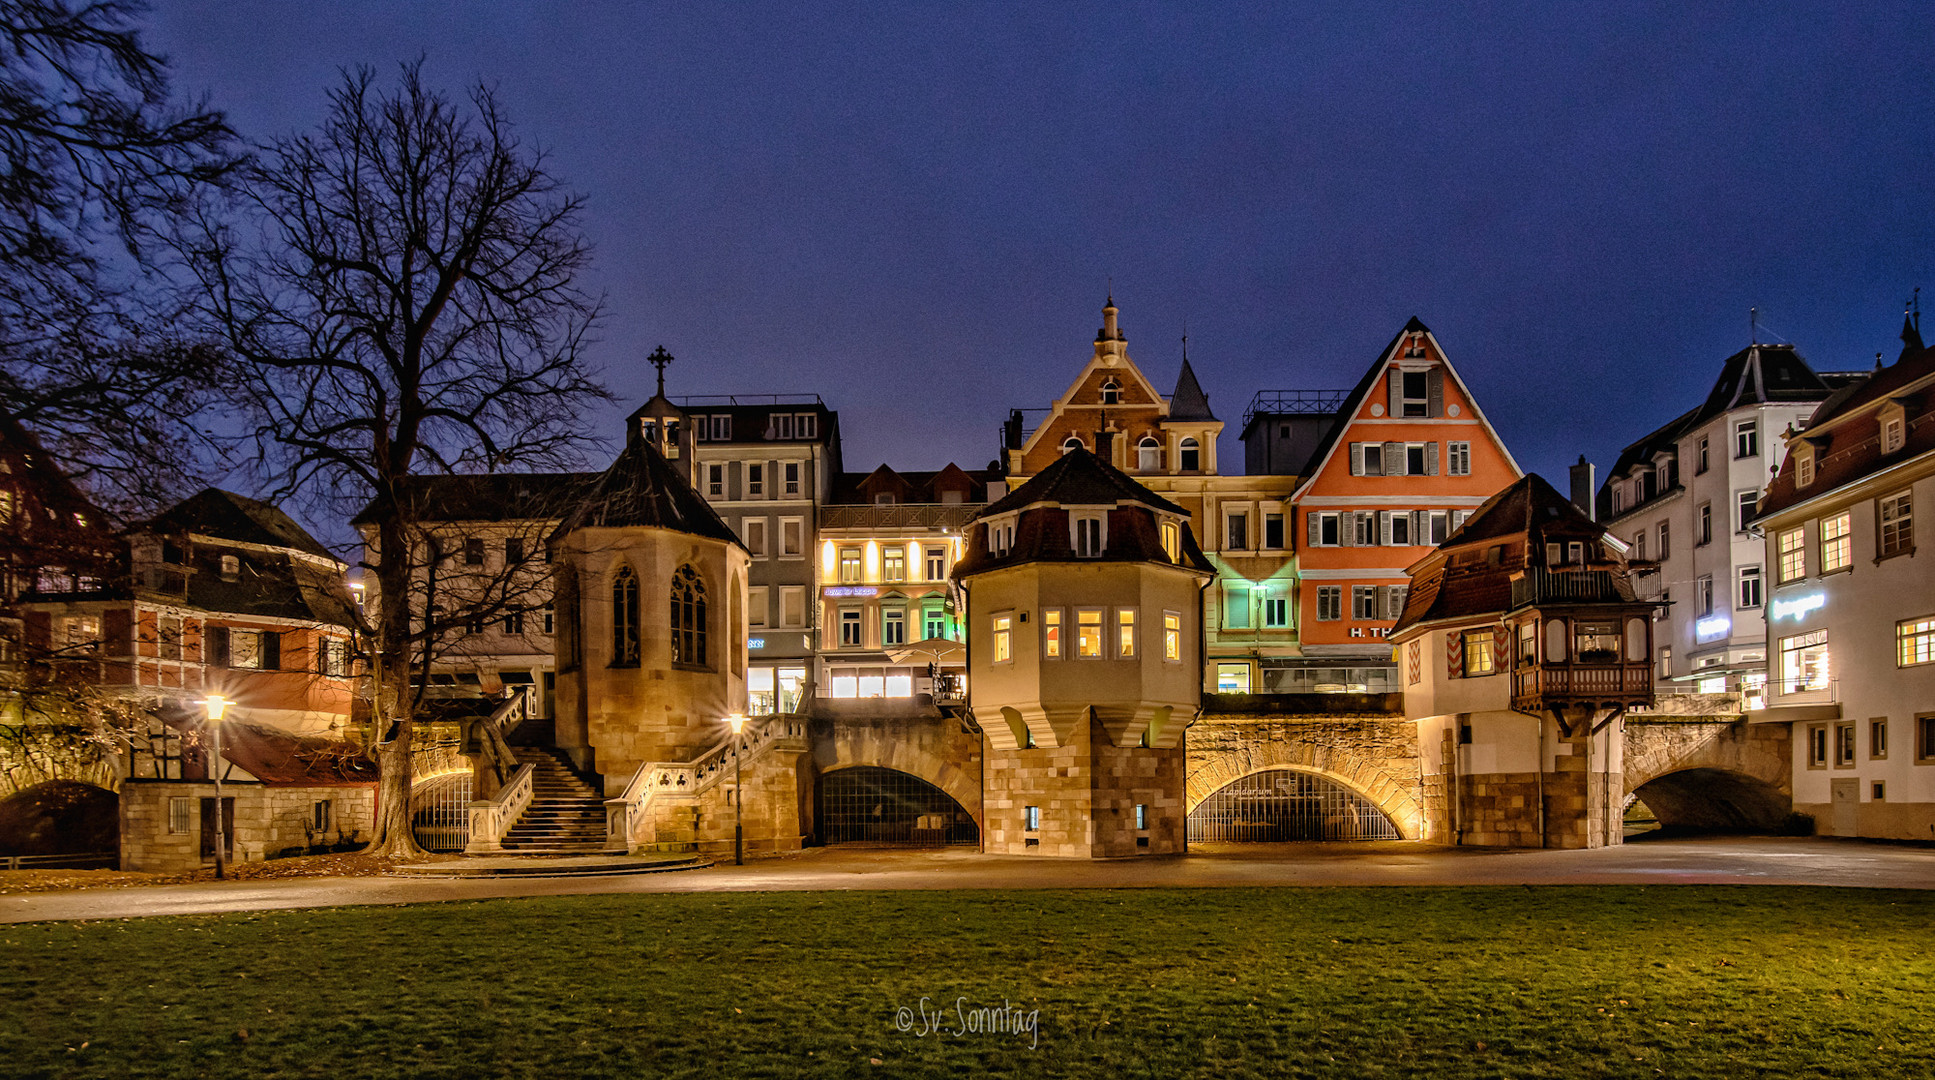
<box><xmin>830</xmin><ymin>463</ymin><xmax>996</xmax><ymax>505</ymax></box>
<box><xmin>1167</xmin><ymin>358</ymin><xmax>1216</xmax><ymax>422</ymax></box>
<box><xmin>351</xmin><ymin>472</ymin><xmax>595</xmax><ymax>526</ymax></box>
<box><xmin>979</xmin><ymin>446</ymin><xmax>1188</xmax><ymax>518</ymax></box>
<box><xmin>148</xmin><ymin>489</ymin><xmax>336</xmax><ymax>562</ymax></box>
<box><xmin>162</xmin><ymin>712</ymin><xmax>377</xmax><ymax>786</ymax></box>
<box><xmin>1759</xmin><ymin>339</ymin><xmax>1935</xmax><ymax>519</ymax></box>
<box><xmin>552</xmin><ymin>436</ymin><xmax>741</xmax><ymax>546</ymax></box>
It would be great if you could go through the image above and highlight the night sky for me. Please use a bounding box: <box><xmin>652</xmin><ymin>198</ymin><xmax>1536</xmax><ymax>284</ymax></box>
<box><xmin>149</xmin><ymin>3</ymin><xmax>1935</xmax><ymax>490</ymax></box>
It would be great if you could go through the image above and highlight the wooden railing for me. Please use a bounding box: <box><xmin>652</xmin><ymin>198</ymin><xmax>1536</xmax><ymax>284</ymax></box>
<box><xmin>1513</xmin><ymin>662</ymin><xmax>1653</xmax><ymax>704</ymax></box>
<box><xmin>604</xmin><ymin>715</ymin><xmax>809</xmax><ymax>853</ymax></box>
<box><xmin>464</xmin><ymin>763</ymin><xmax>533</xmax><ymax>854</ymax></box>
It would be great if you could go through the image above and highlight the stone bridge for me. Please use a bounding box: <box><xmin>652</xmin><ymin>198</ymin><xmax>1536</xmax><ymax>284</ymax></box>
<box><xmin>810</xmin><ymin>707</ymin><xmax>985</xmax><ymax>834</ymax></box>
<box><xmin>1185</xmin><ymin>706</ymin><xmax>1424</xmax><ymax>840</ymax></box>
<box><xmin>1622</xmin><ymin>715</ymin><xmax>1793</xmax><ymax>832</ymax></box>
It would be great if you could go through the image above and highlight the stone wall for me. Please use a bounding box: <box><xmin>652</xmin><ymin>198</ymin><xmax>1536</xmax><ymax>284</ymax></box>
<box><xmin>983</xmin><ymin>713</ymin><xmax>1185</xmax><ymax>857</ymax></box>
<box><xmin>1185</xmin><ymin>711</ymin><xmax>1422</xmax><ymax>838</ymax></box>
<box><xmin>120</xmin><ymin>780</ymin><xmax>374</xmax><ymax>872</ymax></box>
<box><xmin>635</xmin><ymin>744</ymin><xmax>808</xmax><ymax>856</ymax></box>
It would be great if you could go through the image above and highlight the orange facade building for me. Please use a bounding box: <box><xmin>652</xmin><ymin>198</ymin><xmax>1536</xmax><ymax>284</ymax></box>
<box><xmin>1288</xmin><ymin>318</ymin><xmax>1521</xmax><ymax>668</ymax></box>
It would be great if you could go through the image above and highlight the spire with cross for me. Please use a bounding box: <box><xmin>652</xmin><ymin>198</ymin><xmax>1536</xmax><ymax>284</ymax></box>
<box><xmin>647</xmin><ymin>345</ymin><xmax>673</xmax><ymax>398</ymax></box>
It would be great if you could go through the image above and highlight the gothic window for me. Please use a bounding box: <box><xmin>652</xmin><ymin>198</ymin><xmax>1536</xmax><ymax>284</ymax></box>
<box><xmin>671</xmin><ymin>565</ymin><xmax>708</xmax><ymax>667</ymax></box>
<box><xmin>612</xmin><ymin>566</ymin><xmax>640</xmax><ymax>667</ymax></box>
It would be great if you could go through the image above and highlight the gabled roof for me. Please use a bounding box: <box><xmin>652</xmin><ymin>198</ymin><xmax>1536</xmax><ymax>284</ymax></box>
<box><xmin>978</xmin><ymin>446</ymin><xmax>1188</xmax><ymax>518</ymax></box>
<box><xmin>1290</xmin><ymin>317</ymin><xmax>1520</xmax><ymax>494</ymax></box>
<box><xmin>1759</xmin><ymin>340</ymin><xmax>1935</xmax><ymax>519</ymax></box>
<box><xmin>351</xmin><ymin>472</ymin><xmax>595</xmax><ymax>527</ymax></box>
<box><xmin>552</xmin><ymin>436</ymin><xmax>741</xmax><ymax>546</ymax></box>
<box><xmin>1448</xmin><ymin>473</ymin><xmax>1602</xmax><ymax>548</ymax></box>
<box><xmin>147</xmin><ymin>489</ymin><xmax>337</xmax><ymax>563</ymax></box>
<box><xmin>830</xmin><ymin>463</ymin><xmax>994</xmax><ymax>505</ymax></box>
<box><xmin>1167</xmin><ymin>358</ymin><xmax>1216</xmax><ymax>422</ymax></box>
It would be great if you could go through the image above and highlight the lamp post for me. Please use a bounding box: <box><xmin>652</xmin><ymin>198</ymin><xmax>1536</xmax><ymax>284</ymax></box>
<box><xmin>724</xmin><ymin>713</ymin><xmax>748</xmax><ymax>865</ymax></box>
<box><xmin>204</xmin><ymin>694</ymin><xmax>228</xmax><ymax>880</ymax></box>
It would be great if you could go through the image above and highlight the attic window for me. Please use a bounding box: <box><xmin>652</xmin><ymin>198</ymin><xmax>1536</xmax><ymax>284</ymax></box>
<box><xmin>875</xmin><ymin>493</ymin><xmax>894</xmax><ymax>505</ymax></box>
<box><xmin>1073</xmin><ymin>514</ymin><xmax>1105</xmax><ymax>557</ymax></box>
<box><xmin>220</xmin><ymin>555</ymin><xmax>240</xmax><ymax>582</ymax></box>
<box><xmin>1882</xmin><ymin>412</ymin><xmax>1905</xmax><ymax>454</ymax></box>
<box><xmin>1796</xmin><ymin>445</ymin><xmax>1815</xmax><ymax>488</ymax></box>
<box><xmin>1062</xmin><ymin>437</ymin><xmax>1083</xmax><ymax>456</ymax></box>
<box><xmin>1101</xmin><ymin>378</ymin><xmax>1121</xmax><ymax>405</ymax></box>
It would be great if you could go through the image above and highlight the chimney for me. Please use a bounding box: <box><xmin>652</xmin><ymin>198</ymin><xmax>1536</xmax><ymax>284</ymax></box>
<box><xmin>1569</xmin><ymin>455</ymin><xmax>1596</xmax><ymax>521</ymax></box>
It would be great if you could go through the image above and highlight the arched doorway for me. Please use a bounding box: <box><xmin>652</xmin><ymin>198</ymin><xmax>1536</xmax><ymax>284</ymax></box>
<box><xmin>1187</xmin><ymin>769</ymin><xmax>1402</xmax><ymax>842</ymax></box>
<box><xmin>816</xmin><ymin>766</ymin><xmax>978</xmax><ymax>847</ymax></box>
<box><xmin>1629</xmin><ymin>768</ymin><xmax>1792</xmax><ymax>835</ymax></box>
<box><xmin>410</xmin><ymin>773</ymin><xmax>474</xmax><ymax>852</ymax></box>
<box><xmin>0</xmin><ymin>781</ymin><xmax>119</xmax><ymax>861</ymax></box>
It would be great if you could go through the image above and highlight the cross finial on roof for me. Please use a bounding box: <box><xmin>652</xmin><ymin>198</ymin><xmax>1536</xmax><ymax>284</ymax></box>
<box><xmin>647</xmin><ymin>345</ymin><xmax>673</xmax><ymax>397</ymax></box>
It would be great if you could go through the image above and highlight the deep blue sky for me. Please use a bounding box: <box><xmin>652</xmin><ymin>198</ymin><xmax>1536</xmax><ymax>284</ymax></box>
<box><xmin>150</xmin><ymin>2</ymin><xmax>1935</xmax><ymax>489</ymax></box>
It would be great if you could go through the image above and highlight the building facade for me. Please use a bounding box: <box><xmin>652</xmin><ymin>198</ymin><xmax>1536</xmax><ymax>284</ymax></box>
<box><xmin>1755</xmin><ymin>319</ymin><xmax>1935</xmax><ymax>838</ymax></box>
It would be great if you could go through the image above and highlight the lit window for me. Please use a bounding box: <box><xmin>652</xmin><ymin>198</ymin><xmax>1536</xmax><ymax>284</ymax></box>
<box><xmin>1117</xmin><ymin>609</ymin><xmax>1136</xmax><ymax>658</ymax></box>
<box><xmin>1043</xmin><ymin>609</ymin><xmax>1061</xmax><ymax>659</ymax></box>
<box><xmin>882</xmin><ymin>547</ymin><xmax>905</xmax><ymax>582</ymax></box>
<box><xmin>1779</xmin><ymin>629</ymin><xmax>1829</xmax><ymax>694</ymax></box>
<box><xmin>1879</xmin><ymin>490</ymin><xmax>1913</xmax><ymax>558</ymax></box>
<box><xmin>1777</xmin><ymin>528</ymin><xmax>1806</xmax><ymax>583</ymax></box>
<box><xmin>992</xmin><ymin>615</ymin><xmax>1012</xmax><ymax>663</ymax></box>
<box><xmin>1163</xmin><ymin>612</ymin><xmax>1181</xmax><ymax>661</ymax></box>
<box><xmin>1462</xmin><ymin>629</ymin><xmax>1495</xmax><ymax>676</ymax></box>
<box><xmin>1216</xmin><ymin>662</ymin><xmax>1251</xmax><ymax>692</ymax></box>
<box><xmin>840</xmin><ymin>548</ymin><xmax>861</xmax><ymax>583</ymax></box>
<box><xmin>1077</xmin><ymin>610</ymin><xmax>1103</xmax><ymax>657</ymax></box>
<box><xmin>1899</xmin><ymin>616</ymin><xmax>1935</xmax><ymax>668</ymax></box>
<box><xmin>1820</xmin><ymin>512</ymin><xmax>1851</xmax><ymax>572</ymax></box>
<box><xmin>1160</xmin><ymin>522</ymin><xmax>1180</xmax><ymax>561</ymax></box>
<box><xmin>1573</xmin><ymin>622</ymin><xmax>1621</xmax><ymax>663</ymax></box>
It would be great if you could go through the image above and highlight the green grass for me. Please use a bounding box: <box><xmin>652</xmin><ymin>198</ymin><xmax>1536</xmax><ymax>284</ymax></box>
<box><xmin>5</xmin><ymin>887</ymin><xmax>1935</xmax><ymax>1078</ymax></box>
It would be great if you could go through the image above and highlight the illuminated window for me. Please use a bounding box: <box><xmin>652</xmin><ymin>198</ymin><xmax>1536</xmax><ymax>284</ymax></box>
<box><xmin>1461</xmin><ymin>629</ymin><xmax>1495</xmax><ymax>676</ymax></box>
<box><xmin>1820</xmin><ymin>512</ymin><xmax>1851</xmax><ymax>572</ymax></box>
<box><xmin>1777</xmin><ymin>528</ymin><xmax>1805</xmax><ymax>583</ymax></box>
<box><xmin>1077</xmin><ymin>609</ymin><xmax>1103</xmax><ymax>657</ymax></box>
<box><xmin>1779</xmin><ymin>629</ymin><xmax>1829</xmax><ymax>694</ymax></box>
<box><xmin>1216</xmin><ymin>662</ymin><xmax>1251</xmax><ymax>692</ymax></box>
<box><xmin>925</xmin><ymin>546</ymin><xmax>946</xmax><ymax>580</ymax></box>
<box><xmin>1899</xmin><ymin>616</ymin><xmax>1935</xmax><ymax>669</ymax></box>
<box><xmin>1043</xmin><ymin>609</ymin><xmax>1061</xmax><ymax>659</ymax></box>
<box><xmin>1879</xmin><ymin>490</ymin><xmax>1913</xmax><ymax>558</ymax></box>
<box><xmin>840</xmin><ymin>548</ymin><xmax>861</xmax><ymax>583</ymax></box>
<box><xmin>670</xmin><ymin>565</ymin><xmax>707</xmax><ymax>667</ymax></box>
<box><xmin>1573</xmin><ymin>622</ymin><xmax>1620</xmax><ymax>663</ymax></box>
<box><xmin>1160</xmin><ymin>521</ymin><xmax>1180</xmax><ymax>561</ymax></box>
<box><xmin>882</xmin><ymin>547</ymin><xmax>905</xmax><ymax>582</ymax></box>
<box><xmin>1117</xmin><ymin>609</ymin><xmax>1136</xmax><ymax>658</ymax></box>
<box><xmin>992</xmin><ymin>614</ymin><xmax>1012</xmax><ymax>663</ymax></box>
<box><xmin>1163</xmin><ymin>612</ymin><xmax>1181</xmax><ymax>661</ymax></box>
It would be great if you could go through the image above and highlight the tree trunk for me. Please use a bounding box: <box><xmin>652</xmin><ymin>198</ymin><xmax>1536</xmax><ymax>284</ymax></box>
<box><xmin>359</xmin><ymin>513</ymin><xmax>429</xmax><ymax>859</ymax></box>
<box><xmin>363</xmin><ymin>723</ymin><xmax>427</xmax><ymax>858</ymax></box>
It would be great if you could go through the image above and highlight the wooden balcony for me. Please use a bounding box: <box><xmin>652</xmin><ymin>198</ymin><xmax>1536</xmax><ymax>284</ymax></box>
<box><xmin>1512</xmin><ymin>661</ymin><xmax>1654</xmax><ymax>711</ymax></box>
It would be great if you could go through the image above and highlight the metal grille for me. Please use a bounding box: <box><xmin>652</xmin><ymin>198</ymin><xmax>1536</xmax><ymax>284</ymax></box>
<box><xmin>816</xmin><ymin>767</ymin><xmax>978</xmax><ymax>847</ymax></box>
<box><xmin>410</xmin><ymin>774</ymin><xmax>474</xmax><ymax>852</ymax></box>
<box><xmin>1187</xmin><ymin>769</ymin><xmax>1400</xmax><ymax>842</ymax></box>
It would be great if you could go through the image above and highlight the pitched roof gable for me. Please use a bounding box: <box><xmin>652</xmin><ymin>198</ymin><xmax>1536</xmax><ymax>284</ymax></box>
<box><xmin>552</xmin><ymin>437</ymin><xmax>741</xmax><ymax>546</ymax></box>
<box><xmin>979</xmin><ymin>446</ymin><xmax>1187</xmax><ymax>518</ymax></box>
<box><xmin>148</xmin><ymin>489</ymin><xmax>338</xmax><ymax>563</ymax></box>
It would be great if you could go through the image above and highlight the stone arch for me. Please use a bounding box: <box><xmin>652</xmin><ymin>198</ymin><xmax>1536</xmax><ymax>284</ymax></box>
<box><xmin>0</xmin><ymin>780</ymin><xmax>118</xmax><ymax>856</ymax></box>
<box><xmin>1187</xmin><ymin>737</ymin><xmax>1421</xmax><ymax>840</ymax></box>
<box><xmin>1629</xmin><ymin>767</ymin><xmax>1792</xmax><ymax>833</ymax></box>
<box><xmin>815</xmin><ymin>765</ymin><xmax>979</xmax><ymax>845</ymax></box>
<box><xmin>814</xmin><ymin>716</ymin><xmax>982</xmax><ymax>830</ymax></box>
<box><xmin>1188</xmin><ymin>767</ymin><xmax>1403</xmax><ymax>841</ymax></box>
<box><xmin>409</xmin><ymin>772</ymin><xmax>474</xmax><ymax>852</ymax></box>
<box><xmin>1622</xmin><ymin>719</ymin><xmax>1789</xmax><ymax>796</ymax></box>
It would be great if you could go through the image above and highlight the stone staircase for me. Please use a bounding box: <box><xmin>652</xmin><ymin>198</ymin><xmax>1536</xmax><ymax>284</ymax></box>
<box><xmin>498</xmin><ymin>747</ymin><xmax>608</xmax><ymax>854</ymax></box>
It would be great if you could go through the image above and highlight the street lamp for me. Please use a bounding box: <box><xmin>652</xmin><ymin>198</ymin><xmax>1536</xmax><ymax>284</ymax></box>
<box><xmin>204</xmin><ymin>694</ymin><xmax>229</xmax><ymax>880</ymax></box>
<box><xmin>724</xmin><ymin>713</ymin><xmax>748</xmax><ymax>865</ymax></box>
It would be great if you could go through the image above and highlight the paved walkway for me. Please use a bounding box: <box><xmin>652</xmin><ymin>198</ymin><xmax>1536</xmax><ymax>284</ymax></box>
<box><xmin>7</xmin><ymin>836</ymin><xmax>1934</xmax><ymax>924</ymax></box>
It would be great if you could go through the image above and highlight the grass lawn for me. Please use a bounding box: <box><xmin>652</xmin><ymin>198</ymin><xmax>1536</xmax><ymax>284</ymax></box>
<box><xmin>4</xmin><ymin>886</ymin><xmax>1934</xmax><ymax>1078</ymax></box>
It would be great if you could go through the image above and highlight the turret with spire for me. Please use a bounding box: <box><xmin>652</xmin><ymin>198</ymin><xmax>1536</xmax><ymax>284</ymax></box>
<box><xmin>626</xmin><ymin>345</ymin><xmax>693</xmax><ymax>479</ymax></box>
<box><xmin>1094</xmin><ymin>295</ymin><xmax>1127</xmax><ymax>365</ymax></box>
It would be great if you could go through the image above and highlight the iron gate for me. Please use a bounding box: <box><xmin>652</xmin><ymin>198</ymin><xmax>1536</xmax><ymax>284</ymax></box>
<box><xmin>816</xmin><ymin>767</ymin><xmax>978</xmax><ymax>847</ymax></box>
<box><xmin>410</xmin><ymin>773</ymin><xmax>474</xmax><ymax>852</ymax></box>
<box><xmin>1187</xmin><ymin>769</ymin><xmax>1400</xmax><ymax>842</ymax></box>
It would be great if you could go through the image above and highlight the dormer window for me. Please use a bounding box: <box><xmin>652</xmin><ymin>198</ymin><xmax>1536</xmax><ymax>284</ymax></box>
<box><xmin>220</xmin><ymin>555</ymin><xmax>240</xmax><ymax>582</ymax></box>
<box><xmin>1179</xmin><ymin>438</ymin><xmax>1200</xmax><ymax>472</ymax></box>
<box><xmin>1100</xmin><ymin>378</ymin><xmax>1120</xmax><ymax>405</ymax></box>
<box><xmin>1883</xmin><ymin>416</ymin><xmax>1905</xmax><ymax>454</ymax></box>
<box><xmin>1160</xmin><ymin>521</ymin><xmax>1180</xmax><ymax>562</ymax></box>
<box><xmin>875</xmin><ymin>493</ymin><xmax>894</xmax><ymax>505</ymax></box>
<box><xmin>1073</xmin><ymin>514</ymin><xmax>1105</xmax><ymax>557</ymax></box>
<box><xmin>1796</xmin><ymin>444</ymin><xmax>1816</xmax><ymax>488</ymax></box>
<box><xmin>1137</xmin><ymin>436</ymin><xmax>1161</xmax><ymax>472</ymax></box>
<box><xmin>1062</xmin><ymin>436</ymin><xmax>1083</xmax><ymax>456</ymax></box>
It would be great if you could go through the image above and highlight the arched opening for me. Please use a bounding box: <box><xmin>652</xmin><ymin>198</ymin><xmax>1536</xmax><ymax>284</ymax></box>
<box><xmin>1100</xmin><ymin>377</ymin><xmax>1121</xmax><ymax>405</ymax></box>
<box><xmin>1179</xmin><ymin>437</ymin><xmax>1200</xmax><ymax>472</ymax></box>
<box><xmin>1628</xmin><ymin>768</ymin><xmax>1794</xmax><ymax>837</ymax></box>
<box><xmin>1137</xmin><ymin>436</ymin><xmax>1161</xmax><ymax>472</ymax></box>
<box><xmin>815</xmin><ymin>766</ymin><xmax>978</xmax><ymax>847</ymax></box>
<box><xmin>410</xmin><ymin>772</ymin><xmax>475</xmax><ymax>852</ymax></box>
<box><xmin>1187</xmin><ymin>769</ymin><xmax>1401</xmax><ymax>842</ymax></box>
<box><xmin>612</xmin><ymin>565</ymin><xmax>640</xmax><ymax>667</ymax></box>
<box><xmin>1061</xmin><ymin>436</ymin><xmax>1084</xmax><ymax>456</ymax></box>
<box><xmin>0</xmin><ymin>781</ymin><xmax>119</xmax><ymax>860</ymax></box>
<box><xmin>671</xmin><ymin>564</ymin><xmax>707</xmax><ymax>667</ymax></box>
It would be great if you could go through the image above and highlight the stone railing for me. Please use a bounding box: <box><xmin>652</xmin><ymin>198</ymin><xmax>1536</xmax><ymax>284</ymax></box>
<box><xmin>604</xmin><ymin>715</ymin><xmax>809</xmax><ymax>853</ymax></box>
<box><xmin>475</xmin><ymin>685</ymin><xmax>532</xmax><ymax>788</ymax></box>
<box><xmin>464</xmin><ymin>763</ymin><xmax>533</xmax><ymax>854</ymax></box>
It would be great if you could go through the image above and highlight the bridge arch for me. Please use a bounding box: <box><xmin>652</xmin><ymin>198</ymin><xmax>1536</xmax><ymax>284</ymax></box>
<box><xmin>815</xmin><ymin>765</ymin><xmax>978</xmax><ymax>846</ymax></box>
<box><xmin>1188</xmin><ymin>767</ymin><xmax>1403</xmax><ymax>842</ymax></box>
<box><xmin>0</xmin><ymin>779</ymin><xmax>119</xmax><ymax>856</ymax></box>
<box><xmin>1629</xmin><ymin>767</ymin><xmax>1793</xmax><ymax>833</ymax></box>
<box><xmin>812</xmin><ymin>714</ymin><xmax>983</xmax><ymax>831</ymax></box>
<box><xmin>1186</xmin><ymin>731</ymin><xmax>1422</xmax><ymax>839</ymax></box>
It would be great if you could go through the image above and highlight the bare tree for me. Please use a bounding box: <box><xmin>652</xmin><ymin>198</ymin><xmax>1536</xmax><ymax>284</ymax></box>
<box><xmin>0</xmin><ymin>0</ymin><xmax>236</xmax><ymax>517</ymax></box>
<box><xmin>180</xmin><ymin>62</ymin><xmax>606</xmax><ymax>856</ymax></box>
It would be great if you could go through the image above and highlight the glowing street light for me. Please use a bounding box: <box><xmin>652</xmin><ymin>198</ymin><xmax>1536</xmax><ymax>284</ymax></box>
<box><xmin>204</xmin><ymin>695</ymin><xmax>229</xmax><ymax>880</ymax></box>
<box><xmin>724</xmin><ymin>713</ymin><xmax>748</xmax><ymax>866</ymax></box>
